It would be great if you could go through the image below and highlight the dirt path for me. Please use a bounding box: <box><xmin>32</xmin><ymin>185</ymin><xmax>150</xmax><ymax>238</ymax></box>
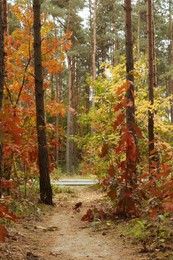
<box><xmin>0</xmin><ymin>187</ymin><xmax>148</xmax><ymax>260</ymax></box>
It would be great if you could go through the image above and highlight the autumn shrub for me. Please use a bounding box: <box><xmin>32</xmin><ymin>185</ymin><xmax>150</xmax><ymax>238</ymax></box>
<box><xmin>0</xmin><ymin>179</ymin><xmax>18</xmax><ymax>242</ymax></box>
<box><xmin>78</xmin><ymin>59</ymin><xmax>173</xmax><ymax>218</ymax></box>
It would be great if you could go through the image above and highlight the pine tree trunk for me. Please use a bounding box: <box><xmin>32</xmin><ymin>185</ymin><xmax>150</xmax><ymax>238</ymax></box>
<box><xmin>92</xmin><ymin>0</ymin><xmax>96</xmax><ymax>83</ymax></box>
<box><xmin>168</xmin><ymin>0</ymin><xmax>173</xmax><ymax>122</ymax></box>
<box><xmin>2</xmin><ymin>0</ymin><xmax>7</xmax><ymax>34</ymax></box>
<box><xmin>91</xmin><ymin>0</ymin><xmax>97</xmax><ymax>132</ymax></box>
<box><xmin>125</xmin><ymin>0</ymin><xmax>136</xmax><ymax>181</ymax></box>
<box><xmin>0</xmin><ymin>1</ymin><xmax>4</xmax><ymax>198</ymax></box>
<box><xmin>113</xmin><ymin>2</ymin><xmax>119</xmax><ymax>66</ymax></box>
<box><xmin>33</xmin><ymin>0</ymin><xmax>53</xmax><ymax>205</ymax></box>
<box><xmin>73</xmin><ymin>58</ymin><xmax>79</xmax><ymax>168</ymax></box>
<box><xmin>137</xmin><ymin>0</ymin><xmax>141</xmax><ymax>56</ymax></box>
<box><xmin>66</xmin><ymin>1</ymin><xmax>78</xmax><ymax>174</ymax></box>
<box><xmin>147</xmin><ymin>0</ymin><xmax>158</xmax><ymax>173</ymax></box>
<box><xmin>55</xmin><ymin>72</ymin><xmax>62</xmax><ymax>164</ymax></box>
<box><xmin>125</xmin><ymin>0</ymin><xmax>135</xmax><ymax>133</ymax></box>
<box><xmin>66</xmin><ymin>56</ymin><xmax>74</xmax><ymax>174</ymax></box>
<box><xmin>122</xmin><ymin>0</ymin><xmax>137</xmax><ymax>216</ymax></box>
<box><xmin>0</xmin><ymin>2</ymin><xmax>4</xmax><ymax>111</ymax></box>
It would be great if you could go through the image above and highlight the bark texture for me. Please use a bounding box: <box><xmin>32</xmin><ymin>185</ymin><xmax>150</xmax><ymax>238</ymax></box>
<box><xmin>0</xmin><ymin>1</ymin><xmax>4</xmax><ymax>110</ymax></box>
<box><xmin>92</xmin><ymin>0</ymin><xmax>96</xmax><ymax>81</ymax></box>
<box><xmin>66</xmin><ymin>56</ymin><xmax>73</xmax><ymax>174</ymax></box>
<box><xmin>2</xmin><ymin>0</ymin><xmax>7</xmax><ymax>34</ymax></box>
<box><xmin>168</xmin><ymin>0</ymin><xmax>173</xmax><ymax>122</ymax></box>
<box><xmin>125</xmin><ymin>0</ymin><xmax>136</xmax><ymax>162</ymax></box>
<box><xmin>66</xmin><ymin>1</ymin><xmax>79</xmax><ymax>174</ymax></box>
<box><xmin>33</xmin><ymin>0</ymin><xmax>53</xmax><ymax>205</ymax></box>
<box><xmin>113</xmin><ymin>2</ymin><xmax>119</xmax><ymax>66</ymax></box>
<box><xmin>147</xmin><ymin>0</ymin><xmax>158</xmax><ymax>173</ymax></box>
<box><xmin>0</xmin><ymin>0</ymin><xmax>4</xmax><ymax>197</ymax></box>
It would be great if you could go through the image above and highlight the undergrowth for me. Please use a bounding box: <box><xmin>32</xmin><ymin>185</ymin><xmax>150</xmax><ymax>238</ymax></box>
<box><xmin>114</xmin><ymin>214</ymin><xmax>173</xmax><ymax>259</ymax></box>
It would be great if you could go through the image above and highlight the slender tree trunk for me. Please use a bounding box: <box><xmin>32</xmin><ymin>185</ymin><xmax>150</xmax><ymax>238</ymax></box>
<box><xmin>85</xmin><ymin>82</ymin><xmax>90</xmax><ymax>114</ymax></box>
<box><xmin>168</xmin><ymin>0</ymin><xmax>173</xmax><ymax>122</ymax></box>
<box><xmin>137</xmin><ymin>0</ymin><xmax>141</xmax><ymax>56</ymax></box>
<box><xmin>88</xmin><ymin>0</ymin><xmax>93</xmax><ymax>75</ymax></box>
<box><xmin>152</xmin><ymin>7</ymin><xmax>157</xmax><ymax>91</ymax></box>
<box><xmin>92</xmin><ymin>0</ymin><xmax>96</xmax><ymax>83</ymax></box>
<box><xmin>0</xmin><ymin>1</ymin><xmax>4</xmax><ymax>198</ymax></box>
<box><xmin>66</xmin><ymin>56</ymin><xmax>74</xmax><ymax>174</ymax></box>
<box><xmin>0</xmin><ymin>2</ymin><xmax>4</xmax><ymax>111</ymax></box>
<box><xmin>147</xmin><ymin>0</ymin><xmax>158</xmax><ymax>174</ymax></box>
<box><xmin>73</xmin><ymin>57</ymin><xmax>79</xmax><ymax>167</ymax></box>
<box><xmin>113</xmin><ymin>2</ymin><xmax>119</xmax><ymax>66</ymax></box>
<box><xmin>2</xmin><ymin>0</ymin><xmax>7</xmax><ymax>34</ymax></box>
<box><xmin>55</xmin><ymin>72</ymin><xmax>62</xmax><ymax>164</ymax></box>
<box><xmin>125</xmin><ymin>0</ymin><xmax>136</xmax><ymax>176</ymax></box>
<box><xmin>66</xmin><ymin>0</ymin><xmax>75</xmax><ymax>174</ymax></box>
<box><xmin>90</xmin><ymin>0</ymin><xmax>97</xmax><ymax>111</ymax></box>
<box><xmin>33</xmin><ymin>0</ymin><xmax>53</xmax><ymax>205</ymax></box>
<box><xmin>125</xmin><ymin>0</ymin><xmax>135</xmax><ymax>130</ymax></box>
<box><xmin>2</xmin><ymin>0</ymin><xmax>13</xmax><ymax>190</ymax></box>
<box><xmin>120</xmin><ymin>0</ymin><xmax>137</xmax><ymax>216</ymax></box>
<box><xmin>91</xmin><ymin>0</ymin><xmax>97</xmax><ymax>134</ymax></box>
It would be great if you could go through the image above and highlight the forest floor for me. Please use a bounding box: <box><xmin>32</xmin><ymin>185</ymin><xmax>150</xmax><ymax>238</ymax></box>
<box><xmin>0</xmin><ymin>186</ymin><xmax>171</xmax><ymax>260</ymax></box>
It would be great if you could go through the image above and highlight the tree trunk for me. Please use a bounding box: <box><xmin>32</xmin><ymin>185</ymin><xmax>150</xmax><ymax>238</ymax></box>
<box><xmin>147</xmin><ymin>0</ymin><xmax>158</xmax><ymax>174</ymax></box>
<box><xmin>113</xmin><ymin>2</ymin><xmax>119</xmax><ymax>66</ymax></box>
<box><xmin>125</xmin><ymin>0</ymin><xmax>137</xmax><ymax>182</ymax></box>
<box><xmin>137</xmin><ymin>0</ymin><xmax>141</xmax><ymax>56</ymax></box>
<box><xmin>2</xmin><ymin>0</ymin><xmax>7</xmax><ymax>34</ymax></box>
<box><xmin>55</xmin><ymin>72</ymin><xmax>62</xmax><ymax>164</ymax></box>
<box><xmin>91</xmin><ymin>0</ymin><xmax>97</xmax><ymax>133</ymax></box>
<box><xmin>0</xmin><ymin>2</ymin><xmax>4</xmax><ymax>111</ymax></box>
<box><xmin>168</xmin><ymin>0</ymin><xmax>173</xmax><ymax>122</ymax></box>
<box><xmin>66</xmin><ymin>56</ymin><xmax>74</xmax><ymax>174</ymax></box>
<box><xmin>66</xmin><ymin>0</ymin><xmax>73</xmax><ymax>174</ymax></box>
<box><xmin>92</xmin><ymin>0</ymin><xmax>96</xmax><ymax>83</ymax></box>
<box><xmin>65</xmin><ymin>1</ymin><xmax>79</xmax><ymax>174</ymax></box>
<box><xmin>125</xmin><ymin>0</ymin><xmax>135</xmax><ymax>136</ymax></box>
<box><xmin>73</xmin><ymin>57</ymin><xmax>79</xmax><ymax>167</ymax></box>
<box><xmin>0</xmin><ymin>0</ymin><xmax>4</xmax><ymax>198</ymax></box>
<box><xmin>33</xmin><ymin>0</ymin><xmax>53</xmax><ymax>205</ymax></box>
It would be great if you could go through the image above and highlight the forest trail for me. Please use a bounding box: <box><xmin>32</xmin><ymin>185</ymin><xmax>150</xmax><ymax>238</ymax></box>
<box><xmin>0</xmin><ymin>186</ymin><xmax>148</xmax><ymax>260</ymax></box>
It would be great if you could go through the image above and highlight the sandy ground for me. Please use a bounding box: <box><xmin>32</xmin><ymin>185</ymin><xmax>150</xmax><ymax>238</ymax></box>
<box><xmin>0</xmin><ymin>187</ymin><xmax>149</xmax><ymax>260</ymax></box>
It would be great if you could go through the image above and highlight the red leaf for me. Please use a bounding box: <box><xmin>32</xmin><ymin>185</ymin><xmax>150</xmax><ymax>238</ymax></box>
<box><xmin>161</xmin><ymin>164</ymin><xmax>169</xmax><ymax>174</ymax></box>
<box><xmin>116</xmin><ymin>81</ymin><xmax>130</xmax><ymax>95</ymax></box>
<box><xmin>100</xmin><ymin>143</ymin><xmax>108</xmax><ymax>158</ymax></box>
<box><xmin>132</xmin><ymin>124</ymin><xmax>143</xmax><ymax>138</ymax></box>
<box><xmin>98</xmin><ymin>208</ymin><xmax>106</xmax><ymax>220</ymax></box>
<box><xmin>113</xmin><ymin>113</ymin><xmax>125</xmax><ymax>130</ymax></box>
<box><xmin>108</xmin><ymin>189</ymin><xmax>117</xmax><ymax>200</ymax></box>
<box><xmin>120</xmin><ymin>161</ymin><xmax>126</xmax><ymax>172</ymax></box>
<box><xmin>0</xmin><ymin>224</ymin><xmax>8</xmax><ymax>242</ymax></box>
<box><xmin>114</xmin><ymin>103</ymin><xmax>122</xmax><ymax>112</ymax></box>
<box><xmin>108</xmin><ymin>165</ymin><xmax>116</xmax><ymax>177</ymax></box>
<box><xmin>81</xmin><ymin>209</ymin><xmax>94</xmax><ymax>221</ymax></box>
<box><xmin>102</xmin><ymin>177</ymin><xmax>112</xmax><ymax>187</ymax></box>
<box><xmin>150</xmin><ymin>149</ymin><xmax>156</xmax><ymax>155</ymax></box>
<box><xmin>163</xmin><ymin>202</ymin><xmax>173</xmax><ymax>212</ymax></box>
<box><xmin>150</xmin><ymin>208</ymin><xmax>158</xmax><ymax>217</ymax></box>
<box><xmin>0</xmin><ymin>204</ymin><xmax>18</xmax><ymax>221</ymax></box>
<box><xmin>125</xmin><ymin>188</ymin><xmax>132</xmax><ymax>198</ymax></box>
<box><xmin>1</xmin><ymin>178</ymin><xmax>14</xmax><ymax>189</ymax></box>
<box><xmin>126</xmin><ymin>132</ymin><xmax>137</xmax><ymax>162</ymax></box>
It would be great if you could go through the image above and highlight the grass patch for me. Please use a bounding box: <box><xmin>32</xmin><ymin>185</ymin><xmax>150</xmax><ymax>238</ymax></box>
<box><xmin>117</xmin><ymin>214</ymin><xmax>173</xmax><ymax>259</ymax></box>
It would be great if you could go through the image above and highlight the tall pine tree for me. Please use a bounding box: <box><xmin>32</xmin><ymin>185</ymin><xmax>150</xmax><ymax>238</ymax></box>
<box><xmin>33</xmin><ymin>0</ymin><xmax>53</xmax><ymax>205</ymax></box>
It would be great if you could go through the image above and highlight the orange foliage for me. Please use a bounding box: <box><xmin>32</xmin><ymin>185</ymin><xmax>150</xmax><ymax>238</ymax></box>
<box><xmin>1</xmin><ymin>3</ymin><xmax>71</xmax><ymax>176</ymax></box>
